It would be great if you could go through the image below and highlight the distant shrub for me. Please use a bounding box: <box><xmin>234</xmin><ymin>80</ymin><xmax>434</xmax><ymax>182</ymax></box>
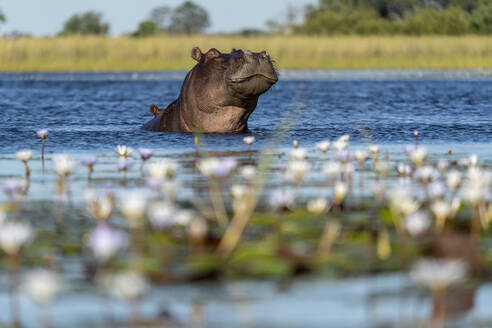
<box><xmin>402</xmin><ymin>7</ymin><xmax>471</xmax><ymax>35</ymax></box>
<box><xmin>58</xmin><ymin>11</ymin><xmax>109</xmax><ymax>36</ymax></box>
<box><xmin>131</xmin><ymin>20</ymin><xmax>160</xmax><ymax>38</ymax></box>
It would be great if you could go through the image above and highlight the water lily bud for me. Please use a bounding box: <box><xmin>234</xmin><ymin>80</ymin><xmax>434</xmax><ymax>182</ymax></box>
<box><xmin>292</xmin><ymin>140</ymin><xmax>299</xmax><ymax>149</ymax></box>
<box><xmin>36</xmin><ymin>129</ymin><xmax>49</xmax><ymax>140</ymax></box>
<box><xmin>413</xmin><ymin>130</ymin><xmax>419</xmax><ymax>138</ymax></box>
<box><xmin>243</xmin><ymin>136</ymin><xmax>255</xmax><ymax>146</ymax></box>
<box><xmin>138</xmin><ymin>148</ymin><xmax>153</xmax><ymax>161</ymax></box>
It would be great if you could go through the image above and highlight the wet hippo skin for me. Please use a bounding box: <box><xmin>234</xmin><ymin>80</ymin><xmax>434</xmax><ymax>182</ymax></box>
<box><xmin>143</xmin><ymin>47</ymin><xmax>278</xmax><ymax>133</ymax></box>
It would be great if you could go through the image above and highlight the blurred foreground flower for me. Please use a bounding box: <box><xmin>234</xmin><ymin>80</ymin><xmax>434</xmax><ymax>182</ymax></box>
<box><xmin>0</xmin><ymin>221</ymin><xmax>33</xmax><ymax>255</ymax></box>
<box><xmin>52</xmin><ymin>154</ymin><xmax>76</xmax><ymax>178</ymax></box>
<box><xmin>405</xmin><ymin>211</ymin><xmax>430</xmax><ymax>236</ymax></box>
<box><xmin>148</xmin><ymin>160</ymin><xmax>177</xmax><ymax>180</ymax></box>
<box><xmin>198</xmin><ymin>157</ymin><xmax>237</xmax><ymax>179</ymax></box>
<box><xmin>24</xmin><ymin>269</ymin><xmax>61</xmax><ymax>305</ymax></box>
<box><xmin>16</xmin><ymin>149</ymin><xmax>32</xmax><ymax>178</ymax></box>
<box><xmin>148</xmin><ymin>202</ymin><xmax>176</xmax><ymax>229</ymax></box>
<box><xmin>411</xmin><ymin>258</ymin><xmax>467</xmax><ymax>290</ymax></box>
<box><xmin>316</xmin><ymin>140</ymin><xmax>330</xmax><ymax>154</ymax></box>
<box><xmin>120</xmin><ymin>191</ymin><xmax>147</xmax><ymax>227</ymax></box>
<box><xmin>108</xmin><ymin>271</ymin><xmax>148</xmax><ymax>302</ymax></box>
<box><xmin>307</xmin><ymin>198</ymin><xmax>329</xmax><ymax>215</ymax></box>
<box><xmin>269</xmin><ymin>189</ymin><xmax>295</xmax><ymax>211</ymax></box>
<box><xmin>88</xmin><ymin>223</ymin><xmax>129</xmax><ymax>263</ymax></box>
<box><xmin>84</xmin><ymin>189</ymin><xmax>113</xmax><ymax>221</ymax></box>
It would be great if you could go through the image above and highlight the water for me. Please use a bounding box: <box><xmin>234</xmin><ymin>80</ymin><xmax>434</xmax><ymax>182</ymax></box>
<box><xmin>1</xmin><ymin>70</ymin><xmax>491</xmax><ymax>154</ymax></box>
<box><xmin>1</xmin><ymin>70</ymin><xmax>492</xmax><ymax>328</ymax></box>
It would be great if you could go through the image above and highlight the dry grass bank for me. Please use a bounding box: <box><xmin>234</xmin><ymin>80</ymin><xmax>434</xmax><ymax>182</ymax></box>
<box><xmin>1</xmin><ymin>35</ymin><xmax>492</xmax><ymax>71</ymax></box>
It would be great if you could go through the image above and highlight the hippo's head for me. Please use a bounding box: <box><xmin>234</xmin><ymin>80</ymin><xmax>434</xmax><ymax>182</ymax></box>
<box><xmin>191</xmin><ymin>47</ymin><xmax>278</xmax><ymax>99</ymax></box>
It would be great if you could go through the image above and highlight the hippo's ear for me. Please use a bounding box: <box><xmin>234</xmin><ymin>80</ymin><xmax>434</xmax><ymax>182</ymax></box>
<box><xmin>191</xmin><ymin>47</ymin><xmax>203</xmax><ymax>62</ymax></box>
<box><xmin>205</xmin><ymin>48</ymin><xmax>221</xmax><ymax>61</ymax></box>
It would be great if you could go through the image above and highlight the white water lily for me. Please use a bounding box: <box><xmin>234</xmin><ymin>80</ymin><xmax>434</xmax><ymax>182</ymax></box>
<box><xmin>231</xmin><ymin>185</ymin><xmax>249</xmax><ymax>200</ymax></box>
<box><xmin>52</xmin><ymin>154</ymin><xmax>76</xmax><ymax>177</ymax></box>
<box><xmin>240</xmin><ymin>165</ymin><xmax>256</xmax><ymax>181</ymax></box>
<box><xmin>290</xmin><ymin>148</ymin><xmax>307</xmax><ymax>161</ymax></box>
<box><xmin>269</xmin><ymin>189</ymin><xmax>295</xmax><ymax>211</ymax></box>
<box><xmin>285</xmin><ymin>160</ymin><xmax>311</xmax><ymax>184</ymax></box>
<box><xmin>148</xmin><ymin>202</ymin><xmax>175</xmax><ymax>229</ymax></box>
<box><xmin>24</xmin><ymin>269</ymin><xmax>61</xmax><ymax>305</ymax></box>
<box><xmin>16</xmin><ymin>149</ymin><xmax>32</xmax><ymax>162</ymax></box>
<box><xmin>292</xmin><ymin>140</ymin><xmax>299</xmax><ymax>149</ymax></box>
<box><xmin>84</xmin><ymin>189</ymin><xmax>113</xmax><ymax>221</ymax></box>
<box><xmin>388</xmin><ymin>189</ymin><xmax>419</xmax><ymax>216</ymax></box>
<box><xmin>316</xmin><ymin>140</ymin><xmax>330</xmax><ymax>153</ymax></box>
<box><xmin>198</xmin><ymin>157</ymin><xmax>237</xmax><ymax>178</ymax></box>
<box><xmin>119</xmin><ymin>191</ymin><xmax>147</xmax><ymax>226</ymax></box>
<box><xmin>397</xmin><ymin>163</ymin><xmax>412</xmax><ymax>177</ymax></box>
<box><xmin>334</xmin><ymin>182</ymin><xmax>348</xmax><ymax>204</ymax></box>
<box><xmin>353</xmin><ymin>150</ymin><xmax>368</xmax><ymax>164</ymax></box>
<box><xmin>405</xmin><ymin>211</ymin><xmax>430</xmax><ymax>236</ymax></box>
<box><xmin>338</xmin><ymin>134</ymin><xmax>350</xmax><ymax>143</ymax></box>
<box><xmin>368</xmin><ymin>145</ymin><xmax>379</xmax><ymax>155</ymax></box>
<box><xmin>332</xmin><ymin>140</ymin><xmax>348</xmax><ymax>152</ymax></box>
<box><xmin>416</xmin><ymin>166</ymin><xmax>439</xmax><ymax>184</ymax></box>
<box><xmin>243</xmin><ymin>136</ymin><xmax>255</xmax><ymax>146</ymax></box>
<box><xmin>409</xmin><ymin>147</ymin><xmax>428</xmax><ymax>166</ymax></box>
<box><xmin>116</xmin><ymin>145</ymin><xmax>133</xmax><ymax>158</ymax></box>
<box><xmin>446</xmin><ymin>170</ymin><xmax>462</xmax><ymax>192</ymax></box>
<box><xmin>431</xmin><ymin>200</ymin><xmax>452</xmax><ymax>230</ymax></box>
<box><xmin>410</xmin><ymin>258</ymin><xmax>467</xmax><ymax>290</ymax></box>
<box><xmin>323</xmin><ymin>161</ymin><xmax>341</xmax><ymax>179</ymax></box>
<box><xmin>108</xmin><ymin>271</ymin><xmax>148</xmax><ymax>301</ymax></box>
<box><xmin>148</xmin><ymin>160</ymin><xmax>177</xmax><ymax>180</ymax></box>
<box><xmin>88</xmin><ymin>224</ymin><xmax>128</xmax><ymax>262</ymax></box>
<box><xmin>0</xmin><ymin>221</ymin><xmax>33</xmax><ymax>255</ymax></box>
<box><xmin>307</xmin><ymin>198</ymin><xmax>329</xmax><ymax>215</ymax></box>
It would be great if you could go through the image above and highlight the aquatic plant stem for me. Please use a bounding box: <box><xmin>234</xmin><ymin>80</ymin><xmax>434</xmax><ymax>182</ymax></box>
<box><xmin>8</xmin><ymin>253</ymin><xmax>20</xmax><ymax>326</ymax></box>
<box><xmin>208</xmin><ymin>180</ymin><xmax>228</xmax><ymax>226</ymax></box>
<box><xmin>41</xmin><ymin>139</ymin><xmax>45</xmax><ymax>170</ymax></box>
<box><xmin>24</xmin><ymin>161</ymin><xmax>30</xmax><ymax>179</ymax></box>
<box><xmin>430</xmin><ymin>287</ymin><xmax>446</xmax><ymax>328</ymax></box>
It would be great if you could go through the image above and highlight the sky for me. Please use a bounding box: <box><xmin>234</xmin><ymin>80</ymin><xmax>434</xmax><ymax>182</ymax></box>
<box><xmin>0</xmin><ymin>0</ymin><xmax>317</xmax><ymax>36</ymax></box>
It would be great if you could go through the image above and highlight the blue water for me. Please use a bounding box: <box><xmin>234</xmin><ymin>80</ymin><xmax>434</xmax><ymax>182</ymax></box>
<box><xmin>1</xmin><ymin>70</ymin><xmax>491</xmax><ymax>154</ymax></box>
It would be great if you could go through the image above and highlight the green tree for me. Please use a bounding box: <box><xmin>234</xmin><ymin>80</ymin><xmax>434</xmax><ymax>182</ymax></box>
<box><xmin>169</xmin><ymin>1</ymin><xmax>210</xmax><ymax>35</ymax></box>
<box><xmin>131</xmin><ymin>20</ymin><xmax>159</xmax><ymax>37</ymax></box>
<box><xmin>0</xmin><ymin>9</ymin><xmax>6</xmax><ymax>24</ymax></box>
<box><xmin>471</xmin><ymin>0</ymin><xmax>492</xmax><ymax>33</ymax></box>
<box><xmin>402</xmin><ymin>6</ymin><xmax>470</xmax><ymax>34</ymax></box>
<box><xmin>149</xmin><ymin>5</ymin><xmax>172</xmax><ymax>30</ymax></box>
<box><xmin>58</xmin><ymin>11</ymin><xmax>109</xmax><ymax>36</ymax></box>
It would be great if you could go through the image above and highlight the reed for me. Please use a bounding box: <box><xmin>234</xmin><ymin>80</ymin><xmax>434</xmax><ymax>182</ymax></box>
<box><xmin>1</xmin><ymin>35</ymin><xmax>492</xmax><ymax>71</ymax></box>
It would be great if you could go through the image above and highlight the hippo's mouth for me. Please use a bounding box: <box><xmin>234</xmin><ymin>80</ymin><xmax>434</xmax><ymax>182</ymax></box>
<box><xmin>228</xmin><ymin>73</ymin><xmax>278</xmax><ymax>84</ymax></box>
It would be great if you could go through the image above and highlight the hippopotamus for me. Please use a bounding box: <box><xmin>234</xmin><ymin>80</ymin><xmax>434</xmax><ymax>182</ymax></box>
<box><xmin>143</xmin><ymin>47</ymin><xmax>278</xmax><ymax>133</ymax></box>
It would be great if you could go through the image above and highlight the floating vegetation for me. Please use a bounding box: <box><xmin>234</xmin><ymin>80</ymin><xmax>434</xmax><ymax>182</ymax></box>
<box><xmin>0</xmin><ymin>130</ymin><xmax>490</xmax><ymax>327</ymax></box>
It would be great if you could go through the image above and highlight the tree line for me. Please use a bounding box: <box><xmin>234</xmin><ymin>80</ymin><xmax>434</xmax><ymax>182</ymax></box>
<box><xmin>297</xmin><ymin>0</ymin><xmax>492</xmax><ymax>35</ymax></box>
<box><xmin>1</xmin><ymin>0</ymin><xmax>492</xmax><ymax>37</ymax></box>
